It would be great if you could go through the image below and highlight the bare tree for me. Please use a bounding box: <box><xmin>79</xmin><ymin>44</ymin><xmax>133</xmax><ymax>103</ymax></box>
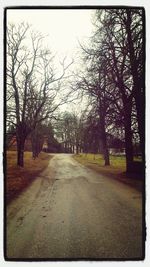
<box><xmin>7</xmin><ymin>23</ymin><xmax>73</xmax><ymax>166</ymax></box>
<box><xmin>98</xmin><ymin>8</ymin><xmax>144</xmax><ymax>171</ymax></box>
<box><xmin>54</xmin><ymin>111</ymin><xmax>84</xmax><ymax>154</ymax></box>
<box><xmin>125</xmin><ymin>9</ymin><xmax>145</xmax><ymax>163</ymax></box>
<box><xmin>73</xmin><ymin>55</ymin><xmax>113</xmax><ymax>165</ymax></box>
<box><xmin>76</xmin><ymin>8</ymin><xmax>144</xmax><ymax>172</ymax></box>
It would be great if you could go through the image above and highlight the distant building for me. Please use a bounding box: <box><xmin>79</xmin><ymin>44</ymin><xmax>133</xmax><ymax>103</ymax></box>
<box><xmin>42</xmin><ymin>135</ymin><xmax>48</xmax><ymax>150</ymax></box>
<box><xmin>109</xmin><ymin>148</ymin><xmax>126</xmax><ymax>155</ymax></box>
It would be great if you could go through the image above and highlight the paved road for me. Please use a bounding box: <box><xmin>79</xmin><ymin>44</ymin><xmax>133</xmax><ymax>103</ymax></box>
<box><xmin>6</xmin><ymin>154</ymin><xmax>143</xmax><ymax>259</ymax></box>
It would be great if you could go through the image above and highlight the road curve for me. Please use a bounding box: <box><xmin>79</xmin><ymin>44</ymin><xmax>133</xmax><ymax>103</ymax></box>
<box><xmin>6</xmin><ymin>154</ymin><xmax>143</xmax><ymax>259</ymax></box>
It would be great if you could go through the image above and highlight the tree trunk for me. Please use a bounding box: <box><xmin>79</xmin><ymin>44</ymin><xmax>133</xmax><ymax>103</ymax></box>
<box><xmin>17</xmin><ymin>137</ymin><xmax>25</xmax><ymax>167</ymax></box>
<box><xmin>64</xmin><ymin>141</ymin><xmax>67</xmax><ymax>152</ymax></box>
<box><xmin>134</xmin><ymin>91</ymin><xmax>145</xmax><ymax>160</ymax></box>
<box><xmin>104</xmin><ymin>148</ymin><xmax>110</xmax><ymax>166</ymax></box>
<box><xmin>76</xmin><ymin>144</ymin><xmax>79</xmax><ymax>154</ymax></box>
<box><xmin>31</xmin><ymin>132</ymin><xmax>38</xmax><ymax>159</ymax></box>
<box><xmin>124</xmin><ymin>131</ymin><xmax>133</xmax><ymax>173</ymax></box>
<box><xmin>126</xmin><ymin>9</ymin><xmax>145</xmax><ymax>164</ymax></box>
<box><xmin>100</xmin><ymin>115</ymin><xmax>110</xmax><ymax>166</ymax></box>
<box><xmin>16</xmin><ymin>122</ymin><xmax>31</xmax><ymax>167</ymax></box>
<box><xmin>124</xmin><ymin>106</ymin><xmax>134</xmax><ymax>173</ymax></box>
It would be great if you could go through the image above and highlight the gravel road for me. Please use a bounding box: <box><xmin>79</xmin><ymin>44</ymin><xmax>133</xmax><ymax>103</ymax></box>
<box><xmin>6</xmin><ymin>154</ymin><xmax>143</xmax><ymax>259</ymax></box>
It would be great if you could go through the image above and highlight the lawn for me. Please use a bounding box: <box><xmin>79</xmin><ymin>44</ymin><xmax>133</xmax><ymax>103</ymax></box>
<box><xmin>6</xmin><ymin>151</ymin><xmax>53</xmax><ymax>204</ymax></box>
<box><xmin>73</xmin><ymin>153</ymin><xmax>143</xmax><ymax>191</ymax></box>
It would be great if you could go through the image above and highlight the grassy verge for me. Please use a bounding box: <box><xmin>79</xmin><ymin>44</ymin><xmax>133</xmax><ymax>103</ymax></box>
<box><xmin>6</xmin><ymin>151</ymin><xmax>53</xmax><ymax>204</ymax></box>
<box><xmin>73</xmin><ymin>153</ymin><xmax>143</xmax><ymax>192</ymax></box>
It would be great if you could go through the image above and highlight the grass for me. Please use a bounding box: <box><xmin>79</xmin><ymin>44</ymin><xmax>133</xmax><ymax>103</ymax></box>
<box><xmin>73</xmin><ymin>153</ymin><xmax>143</xmax><ymax>192</ymax></box>
<box><xmin>6</xmin><ymin>151</ymin><xmax>53</xmax><ymax>204</ymax></box>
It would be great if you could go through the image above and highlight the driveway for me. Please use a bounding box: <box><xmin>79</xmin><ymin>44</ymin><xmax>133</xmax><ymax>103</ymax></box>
<box><xmin>6</xmin><ymin>154</ymin><xmax>143</xmax><ymax>259</ymax></box>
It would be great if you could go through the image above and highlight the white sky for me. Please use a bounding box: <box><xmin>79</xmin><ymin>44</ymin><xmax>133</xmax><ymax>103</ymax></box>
<box><xmin>7</xmin><ymin>9</ymin><xmax>94</xmax><ymax>114</ymax></box>
<box><xmin>7</xmin><ymin>9</ymin><xmax>94</xmax><ymax>57</ymax></box>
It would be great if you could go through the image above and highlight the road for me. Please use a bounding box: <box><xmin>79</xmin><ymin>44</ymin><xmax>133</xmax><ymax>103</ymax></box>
<box><xmin>6</xmin><ymin>154</ymin><xmax>143</xmax><ymax>259</ymax></box>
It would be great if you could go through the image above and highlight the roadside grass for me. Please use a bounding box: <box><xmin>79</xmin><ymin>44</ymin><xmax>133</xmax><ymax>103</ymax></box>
<box><xmin>73</xmin><ymin>153</ymin><xmax>143</xmax><ymax>192</ymax></box>
<box><xmin>6</xmin><ymin>151</ymin><xmax>53</xmax><ymax>204</ymax></box>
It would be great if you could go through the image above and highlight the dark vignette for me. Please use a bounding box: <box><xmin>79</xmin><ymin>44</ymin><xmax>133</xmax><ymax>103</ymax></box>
<box><xmin>3</xmin><ymin>5</ymin><xmax>146</xmax><ymax>262</ymax></box>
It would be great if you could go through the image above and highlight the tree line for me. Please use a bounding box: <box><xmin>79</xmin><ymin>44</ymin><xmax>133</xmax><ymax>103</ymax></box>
<box><xmin>72</xmin><ymin>8</ymin><xmax>145</xmax><ymax>173</ymax></box>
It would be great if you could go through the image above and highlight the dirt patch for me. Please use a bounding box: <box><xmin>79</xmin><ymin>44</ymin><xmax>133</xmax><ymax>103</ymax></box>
<box><xmin>6</xmin><ymin>151</ymin><xmax>53</xmax><ymax>204</ymax></box>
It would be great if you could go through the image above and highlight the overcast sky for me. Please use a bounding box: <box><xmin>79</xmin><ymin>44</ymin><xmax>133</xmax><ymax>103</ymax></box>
<box><xmin>7</xmin><ymin>9</ymin><xmax>94</xmax><ymax>57</ymax></box>
<box><xmin>7</xmin><ymin>9</ymin><xmax>94</xmax><ymax>114</ymax></box>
